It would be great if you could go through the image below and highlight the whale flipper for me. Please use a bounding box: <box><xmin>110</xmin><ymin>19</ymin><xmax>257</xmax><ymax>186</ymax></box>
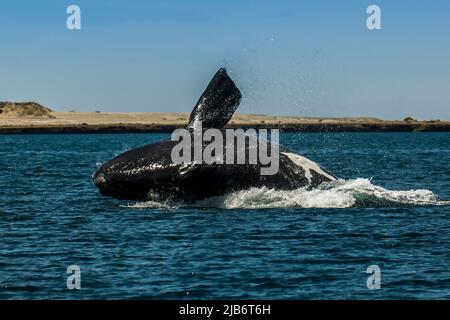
<box><xmin>188</xmin><ymin>68</ymin><xmax>242</xmax><ymax>129</ymax></box>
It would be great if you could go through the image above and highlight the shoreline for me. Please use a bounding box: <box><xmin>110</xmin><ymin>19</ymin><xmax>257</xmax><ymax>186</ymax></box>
<box><xmin>1</xmin><ymin>112</ymin><xmax>449</xmax><ymax>133</ymax></box>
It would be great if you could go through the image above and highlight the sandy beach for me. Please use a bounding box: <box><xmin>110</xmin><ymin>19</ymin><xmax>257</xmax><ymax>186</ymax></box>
<box><xmin>1</xmin><ymin>110</ymin><xmax>449</xmax><ymax>133</ymax></box>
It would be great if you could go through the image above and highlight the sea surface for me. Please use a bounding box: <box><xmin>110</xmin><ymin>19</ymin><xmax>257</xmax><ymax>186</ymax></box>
<box><xmin>0</xmin><ymin>132</ymin><xmax>449</xmax><ymax>299</ymax></box>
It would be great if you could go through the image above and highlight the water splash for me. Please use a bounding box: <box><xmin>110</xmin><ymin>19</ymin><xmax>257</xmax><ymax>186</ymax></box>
<box><xmin>124</xmin><ymin>178</ymin><xmax>449</xmax><ymax>209</ymax></box>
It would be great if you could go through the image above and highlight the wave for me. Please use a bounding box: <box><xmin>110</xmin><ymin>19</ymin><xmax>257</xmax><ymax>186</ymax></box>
<box><xmin>122</xmin><ymin>178</ymin><xmax>449</xmax><ymax>209</ymax></box>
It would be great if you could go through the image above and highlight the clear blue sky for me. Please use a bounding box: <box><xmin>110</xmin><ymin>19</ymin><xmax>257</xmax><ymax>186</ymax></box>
<box><xmin>1</xmin><ymin>0</ymin><xmax>449</xmax><ymax>119</ymax></box>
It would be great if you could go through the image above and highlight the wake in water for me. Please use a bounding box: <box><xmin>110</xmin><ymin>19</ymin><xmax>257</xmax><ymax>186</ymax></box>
<box><xmin>122</xmin><ymin>178</ymin><xmax>449</xmax><ymax>209</ymax></box>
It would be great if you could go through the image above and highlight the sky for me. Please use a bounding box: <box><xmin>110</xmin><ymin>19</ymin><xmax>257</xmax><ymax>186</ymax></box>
<box><xmin>1</xmin><ymin>0</ymin><xmax>449</xmax><ymax>119</ymax></box>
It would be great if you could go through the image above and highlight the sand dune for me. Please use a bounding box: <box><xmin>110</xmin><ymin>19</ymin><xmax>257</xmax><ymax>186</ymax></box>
<box><xmin>0</xmin><ymin>102</ymin><xmax>54</xmax><ymax>118</ymax></box>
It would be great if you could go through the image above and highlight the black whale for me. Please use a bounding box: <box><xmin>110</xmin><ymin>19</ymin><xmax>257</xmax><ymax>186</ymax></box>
<box><xmin>93</xmin><ymin>68</ymin><xmax>336</xmax><ymax>202</ymax></box>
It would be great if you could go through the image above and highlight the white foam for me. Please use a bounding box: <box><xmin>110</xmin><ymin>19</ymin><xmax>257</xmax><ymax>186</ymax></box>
<box><xmin>123</xmin><ymin>178</ymin><xmax>449</xmax><ymax>209</ymax></box>
<box><xmin>120</xmin><ymin>200</ymin><xmax>173</xmax><ymax>209</ymax></box>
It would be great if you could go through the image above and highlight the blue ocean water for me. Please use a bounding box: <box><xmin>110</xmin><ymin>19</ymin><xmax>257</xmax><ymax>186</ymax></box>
<box><xmin>0</xmin><ymin>132</ymin><xmax>449</xmax><ymax>299</ymax></box>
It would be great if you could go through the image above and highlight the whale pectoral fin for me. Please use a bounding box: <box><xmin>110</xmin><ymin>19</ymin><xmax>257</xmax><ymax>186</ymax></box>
<box><xmin>187</xmin><ymin>68</ymin><xmax>242</xmax><ymax>129</ymax></box>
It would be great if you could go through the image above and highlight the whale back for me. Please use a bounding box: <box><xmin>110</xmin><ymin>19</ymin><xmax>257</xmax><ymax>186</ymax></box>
<box><xmin>187</xmin><ymin>68</ymin><xmax>242</xmax><ymax>129</ymax></box>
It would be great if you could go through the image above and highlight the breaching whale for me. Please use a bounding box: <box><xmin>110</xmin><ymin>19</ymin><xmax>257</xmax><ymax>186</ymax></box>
<box><xmin>93</xmin><ymin>68</ymin><xmax>336</xmax><ymax>202</ymax></box>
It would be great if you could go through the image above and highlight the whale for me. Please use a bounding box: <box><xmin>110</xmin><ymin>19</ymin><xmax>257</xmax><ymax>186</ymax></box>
<box><xmin>93</xmin><ymin>68</ymin><xmax>337</xmax><ymax>202</ymax></box>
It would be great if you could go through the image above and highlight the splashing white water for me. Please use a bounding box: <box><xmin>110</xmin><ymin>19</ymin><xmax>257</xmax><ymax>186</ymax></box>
<box><xmin>121</xmin><ymin>200</ymin><xmax>171</xmax><ymax>209</ymax></box>
<box><xmin>123</xmin><ymin>178</ymin><xmax>449</xmax><ymax>209</ymax></box>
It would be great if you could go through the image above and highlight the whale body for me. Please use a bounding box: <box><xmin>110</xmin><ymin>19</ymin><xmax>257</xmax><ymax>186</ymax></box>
<box><xmin>93</xmin><ymin>68</ymin><xmax>336</xmax><ymax>202</ymax></box>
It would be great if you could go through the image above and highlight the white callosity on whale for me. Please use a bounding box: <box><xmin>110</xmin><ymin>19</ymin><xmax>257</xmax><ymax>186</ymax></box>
<box><xmin>93</xmin><ymin>68</ymin><xmax>336</xmax><ymax>202</ymax></box>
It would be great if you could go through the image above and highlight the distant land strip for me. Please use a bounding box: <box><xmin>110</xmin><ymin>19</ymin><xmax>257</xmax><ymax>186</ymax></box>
<box><xmin>0</xmin><ymin>102</ymin><xmax>449</xmax><ymax>133</ymax></box>
<box><xmin>1</xmin><ymin>113</ymin><xmax>450</xmax><ymax>133</ymax></box>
